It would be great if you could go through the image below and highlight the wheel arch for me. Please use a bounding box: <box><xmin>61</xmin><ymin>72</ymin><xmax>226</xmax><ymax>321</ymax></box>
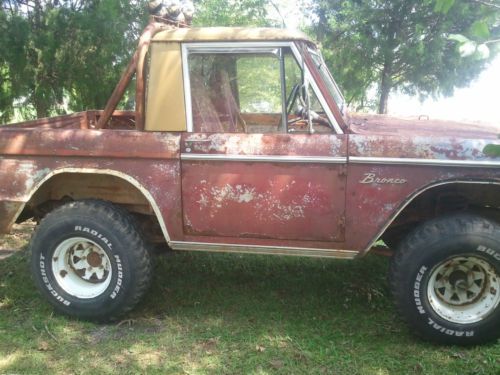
<box><xmin>366</xmin><ymin>179</ymin><xmax>500</xmax><ymax>254</ymax></box>
<box><xmin>15</xmin><ymin>168</ymin><xmax>171</xmax><ymax>243</ymax></box>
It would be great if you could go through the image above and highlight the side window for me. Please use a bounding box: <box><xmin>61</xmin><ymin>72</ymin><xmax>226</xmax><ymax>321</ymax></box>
<box><xmin>188</xmin><ymin>51</ymin><xmax>283</xmax><ymax>133</ymax></box>
<box><xmin>237</xmin><ymin>55</ymin><xmax>281</xmax><ymax>114</ymax></box>
<box><xmin>188</xmin><ymin>54</ymin><xmax>244</xmax><ymax>133</ymax></box>
<box><xmin>187</xmin><ymin>46</ymin><xmax>334</xmax><ymax>134</ymax></box>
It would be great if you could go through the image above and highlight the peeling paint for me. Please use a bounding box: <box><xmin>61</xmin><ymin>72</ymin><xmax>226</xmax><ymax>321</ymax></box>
<box><xmin>192</xmin><ymin>180</ymin><xmax>315</xmax><ymax>222</ymax></box>
<box><xmin>184</xmin><ymin>133</ymin><xmax>346</xmax><ymax>157</ymax></box>
<box><xmin>350</xmin><ymin>134</ymin><xmax>500</xmax><ymax>162</ymax></box>
<box><xmin>24</xmin><ymin>167</ymin><xmax>52</xmax><ymax>193</ymax></box>
<box><xmin>195</xmin><ymin>183</ymin><xmax>258</xmax><ymax>211</ymax></box>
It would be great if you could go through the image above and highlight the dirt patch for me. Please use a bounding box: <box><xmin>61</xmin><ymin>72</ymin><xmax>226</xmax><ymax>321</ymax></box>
<box><xmin>0</xmin><ymin>221</ymin><xmax>35</xmax><ymax>259</ymax></box>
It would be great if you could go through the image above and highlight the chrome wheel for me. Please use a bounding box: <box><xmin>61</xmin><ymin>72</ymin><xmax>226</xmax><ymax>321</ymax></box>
<box><xmin>52</xmin><ymin>237</ymin><xmax>112</xmax><ymax>299</ymax></box>
<box><xmin>427</xmin><ymin>255</ymin><xmax>500</xmax><ymax>324</ymax></box>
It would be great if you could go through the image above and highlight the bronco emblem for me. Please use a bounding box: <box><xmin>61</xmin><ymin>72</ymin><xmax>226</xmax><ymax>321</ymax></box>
<box><xmin>359</xmin><ymin>173</ymin><xmax>407</xmax><ymax>184</ymax></box>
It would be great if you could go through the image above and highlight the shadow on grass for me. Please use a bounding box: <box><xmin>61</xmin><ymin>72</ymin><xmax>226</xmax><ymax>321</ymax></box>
<box><xmin>1</xmin><ymin>250</ymin><xmax>499</xmax><ymax>374</ymax></box>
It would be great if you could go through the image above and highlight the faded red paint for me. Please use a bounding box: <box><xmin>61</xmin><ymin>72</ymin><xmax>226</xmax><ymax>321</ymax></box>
<box><xmin>348</xmin><ymin>113</ymin><xmax>499</xmax><ymax>140</ymax></box>
<box><xmin>0</xmin><ymin>117</ymin><xmax>184</xmax><ymax>240</ymax></box>
<box><xmin>181</xmin><ymin>133</ymin><xmax>347</xmax><ymax>242</ymax></box>
<box><xmin>345</xmin><ymin>163</ymin><xmax>500</xmax><ymax>251</ymax></box>
<box><xmin>181</xmin><ymin>133</ymin><xmax>346</xmax><ymax>156</ymax></box>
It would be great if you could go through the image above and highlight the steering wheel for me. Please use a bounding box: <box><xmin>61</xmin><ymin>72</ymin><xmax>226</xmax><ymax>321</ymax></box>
<box><xmin>285</xmin><ymin>83</ymin><xmax>332</xmax><ymax>130</ymax></box>
<box><xmin>285</xmin><ymin>84</ymin><xmax>308</xmax><ymax>125</ymax></box>
<box><xmin>286</xmin><ymin>84</ymin><xmax>301</xmax><ymax>115</ymax></box>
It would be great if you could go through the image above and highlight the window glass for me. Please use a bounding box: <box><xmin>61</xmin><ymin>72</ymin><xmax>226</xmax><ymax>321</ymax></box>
<box><xmin>189</xmin><ymin>52</ymin><xmax>284</xmax><ymax>133</ymax></box>
<box><xmin>188</xmin><ymin>54</ymin><xmax>241</xmax><ymax>133</ymax></box>
<box><xmin>284</xmin><ymin>52</ymin><xmax>302</xmax><ymax>100</ymax></box>
<box><xmin>308</xmin><ymin>48</ymin><xmax>346</xmax><ymax>115</ymax></box>
<box><xmin>187</xmin><ymin>47</ymin><xmax>334</xmax><ymax>134</ymax></box>
<box><xmin>284</xmin><ymin>53</ymin><xmax>334</xmax><ymax>134</ymax></box>
<box><xmin>237</xmin><ymin>55</ymin><xmax>281</xmax><ymax>113</ymax></box>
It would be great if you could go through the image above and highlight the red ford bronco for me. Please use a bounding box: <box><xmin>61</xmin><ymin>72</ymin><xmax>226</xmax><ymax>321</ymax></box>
<box><xmin>0</xmin><ymin>20</ymin><xmax>499</xmax><ymax>345</ymax></box>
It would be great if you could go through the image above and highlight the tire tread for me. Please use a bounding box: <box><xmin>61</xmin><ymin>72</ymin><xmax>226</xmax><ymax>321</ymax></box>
<box><xmin>30</xmin><ymin>199</ymin><xmax>152</xmax><ymax>321</ymax></box>
<box><xmin>389</xmin><ymin>213</ymin><xmax>500</xmax><ymax>344</ymax></box>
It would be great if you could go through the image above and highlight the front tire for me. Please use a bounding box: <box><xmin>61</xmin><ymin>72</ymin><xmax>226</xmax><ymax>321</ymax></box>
<box><xmin>30</xmin><ymin>200</ymin><xmax>152</xmax><ymax>321</ymax></box>
<box><xmin>390</xmin><ymin>214</ymin><xmax>500</xmax><ymax>345</ymax></box>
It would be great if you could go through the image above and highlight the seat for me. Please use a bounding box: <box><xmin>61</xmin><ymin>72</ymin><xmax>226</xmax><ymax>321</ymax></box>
<box><xmin>190</xmin><ymin>73</ymin><xmax>224</xmax><ymax>133</ymax></box>
<box><xmin>211</xmin><ymin>70</ymin><xmax>247</xmax><ymax>133</ymax></box>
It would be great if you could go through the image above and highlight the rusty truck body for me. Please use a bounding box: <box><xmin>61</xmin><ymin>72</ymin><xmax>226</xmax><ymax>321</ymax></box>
<box><xmin>0</xmin><ymin>22</ymin><xmax>499</xmax><ymax>345</ymax></box>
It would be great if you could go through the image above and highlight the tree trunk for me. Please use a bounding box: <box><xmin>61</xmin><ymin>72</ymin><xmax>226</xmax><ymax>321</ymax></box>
<box><xmin>35</xmin><ymin>97</ymin><xmax>49</xmax><ymax>119</ymax></box>
<box><xmin>33</xmin><ymin>0</ymin><xmax>49</xmax><ymax>119</ymax></box>
<box><xmin>316</xmin><ymin>8</ymin><xmax>328</xmax><ymax>43</ymax></box>
<box><xmin>378</xmin><ymin>61</ymin><xmax>392</xmax><ymax>114</ymax></box>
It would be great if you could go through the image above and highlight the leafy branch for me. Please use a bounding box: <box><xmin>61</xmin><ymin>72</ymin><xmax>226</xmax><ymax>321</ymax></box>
<box><xmin>470</xmin><ymin>0</ymin><xmax>500</xmax><ymax>10</ymax></box>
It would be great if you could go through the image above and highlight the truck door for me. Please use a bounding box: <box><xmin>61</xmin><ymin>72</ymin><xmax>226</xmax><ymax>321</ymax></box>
<box><xmin>179</xmin><ymin>43</ymin><xmax>347</xmax><ymax>243</ymax></box>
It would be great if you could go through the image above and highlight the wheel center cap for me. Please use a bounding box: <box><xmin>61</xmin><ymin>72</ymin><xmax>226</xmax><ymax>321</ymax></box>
<box><xmin>449</xmin><ymin>270</ymin><xmax>468</xmax><ymax>289</ymax></box>
<box><xmin>87</xmin><ymin>251</ymin><xmax>102</xmax><ymax>268</ymax></box>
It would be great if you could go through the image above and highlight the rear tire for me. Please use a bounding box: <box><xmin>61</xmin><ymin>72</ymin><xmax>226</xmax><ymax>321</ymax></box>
<box><xmin>30</xmin><ymin>200</ymin><xmax>152</xmax><ymax>321</ymax></box>
<box><xmin>390</xmin><ymin>213</ymin><xmax>500</xmax><ymax>345</ymax></box>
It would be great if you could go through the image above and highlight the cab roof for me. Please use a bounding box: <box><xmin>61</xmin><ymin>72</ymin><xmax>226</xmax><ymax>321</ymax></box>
<box><xmin>152</xmin><ymin>27</ymin><xmax>314</xmax><ymax>44</ymax></box>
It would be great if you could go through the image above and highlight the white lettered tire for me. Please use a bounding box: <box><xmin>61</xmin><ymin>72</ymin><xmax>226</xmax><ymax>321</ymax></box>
<box><xmin>390</xmin><ymin>214</ymin><xmax>500</xmax><ymax>345</ymax></box>
<box><xmin>30</xmin><ymin>200</ymin><xmax>152</xmax><ymax>321</ymax></box>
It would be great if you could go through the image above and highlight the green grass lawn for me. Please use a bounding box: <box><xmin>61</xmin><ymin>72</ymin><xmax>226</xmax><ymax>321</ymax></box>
<box><xmin>1</xmin><ymin>228</ymin><xmax>499</xmax><ymax>374</ymax></box>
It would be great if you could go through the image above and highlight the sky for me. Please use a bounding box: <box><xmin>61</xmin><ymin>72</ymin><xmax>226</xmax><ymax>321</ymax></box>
<box><xmin>269</xmin><ymin>1</ymin><xmax>500</xmax><ymax>127</ymax></box>
<box><xmin>388</xmin><ymin>57</ymin><xmax>500</xmax><ymax>125</ymax></box>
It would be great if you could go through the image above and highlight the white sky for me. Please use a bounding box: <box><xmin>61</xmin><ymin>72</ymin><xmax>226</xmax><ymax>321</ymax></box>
<box><xmin>269</xmin><ymin>1</ymin><xmax>500</xmax><ymax>126</ymax></box>
<box><xmin>389</xmin><ymin>57</ymin><xmax>500</xmax><ymax>125</ymax></box>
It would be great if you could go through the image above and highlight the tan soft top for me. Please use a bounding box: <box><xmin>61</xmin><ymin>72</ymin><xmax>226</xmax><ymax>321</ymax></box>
<box><xmin>152</xmin><ymin>27</ymin><xmax>313</xmax><ymax>43</ymax></box>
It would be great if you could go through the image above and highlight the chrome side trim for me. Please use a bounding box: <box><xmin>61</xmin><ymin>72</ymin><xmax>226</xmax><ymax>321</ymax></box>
<box><xmin>170</xmin><ymin>241</ymin><xmax>358</xmax><ymax>259</ymax></box>
<box><xmin>350</xmin><ymin>156</ymin><xmax>500</xmax><ymax>168</ymax></box>
<box><xmin>364</xmin><ymin>180</ymin><xmax>500</xmax><ymax>255</ymax></box>
<box><xmin>181</xmin><ymin>153</ymin><xmax>346</xmax><ymax>164</ymax></box>
<box><xmin>11</xmin><ymin>168</ymin><xmax>171</xmax><ymax>243</ymax></box>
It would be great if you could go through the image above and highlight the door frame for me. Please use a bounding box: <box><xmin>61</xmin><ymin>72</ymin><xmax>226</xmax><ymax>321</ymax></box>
<box><xmin>180</xmin><ymin>41</ymin><xmax>344</xmax><ymax>134</ymax></box>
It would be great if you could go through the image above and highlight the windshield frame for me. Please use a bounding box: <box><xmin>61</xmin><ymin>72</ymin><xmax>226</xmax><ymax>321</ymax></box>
<box><xmin>302</xmin><ymin>44</ymin><xmax>347</xmax><ymax>132</ymax></box>
<box><xmin>307</xmin><ymin>48</ymin><xmax>346</xmax><ymax>114</ymax></box>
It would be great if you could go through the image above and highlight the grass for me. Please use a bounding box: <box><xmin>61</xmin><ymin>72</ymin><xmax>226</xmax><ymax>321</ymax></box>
<box><xmin>1</xmin><ymin>226</ymin><xmax>500</xmax><ymax>374</ymax></box>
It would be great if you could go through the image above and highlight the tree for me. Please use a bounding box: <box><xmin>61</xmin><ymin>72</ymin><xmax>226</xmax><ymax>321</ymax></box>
<box><xmin>0</xmin><ymin>0</ymin><xmax>146</xmax><ymax>122</ymax></box>
<box><xmin>0</xmin><ymin>5</ymin><xmax>31</xmax><ymax>122</ymax></box>
<box><xmin>434</xmin><ymin>0</ymin><xmax>500</xmax><ymax>59</ymax></box>
<box><xmin>193</xmin><ymin>0</ymin><xmax>271</xmax><ymax>26</ymax></box>
<box><xmin>436</xmin><ymin>0</ymin><xmax>500</xmax><ymax>157</ymax></box>
<box><xmin>0</xmin><ymin>0</ymin><xmax>274</xmax><ymax>123</ymax></box>
<box><xmin>309</xmin><ymin>0</ymin><xmax>500</xmax><ymax>113</ymax></box>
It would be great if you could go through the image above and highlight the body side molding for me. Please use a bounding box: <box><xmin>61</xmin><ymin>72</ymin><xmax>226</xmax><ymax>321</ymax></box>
<box><xmin>170</xmin><ymin>241</ymin><xmax>358</xmax><ymax>258</ymax></box>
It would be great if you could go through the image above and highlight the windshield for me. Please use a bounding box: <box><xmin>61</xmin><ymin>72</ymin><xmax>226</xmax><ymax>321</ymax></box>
<box><xmin>307</xmin><ymin>48</ymin><xmax>346</xmax><ymax>116</ymax></box>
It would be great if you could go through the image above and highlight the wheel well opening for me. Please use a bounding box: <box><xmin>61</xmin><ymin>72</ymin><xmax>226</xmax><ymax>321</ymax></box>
<box><xmin>381</xmin><ymin>182</ymin><xmax>500</xmax><ymax>249</ymax></box>
<box><xmin>18</xmin><ymin>172</ymin><xmax>166</xmax><ymax>244</ymax></box>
